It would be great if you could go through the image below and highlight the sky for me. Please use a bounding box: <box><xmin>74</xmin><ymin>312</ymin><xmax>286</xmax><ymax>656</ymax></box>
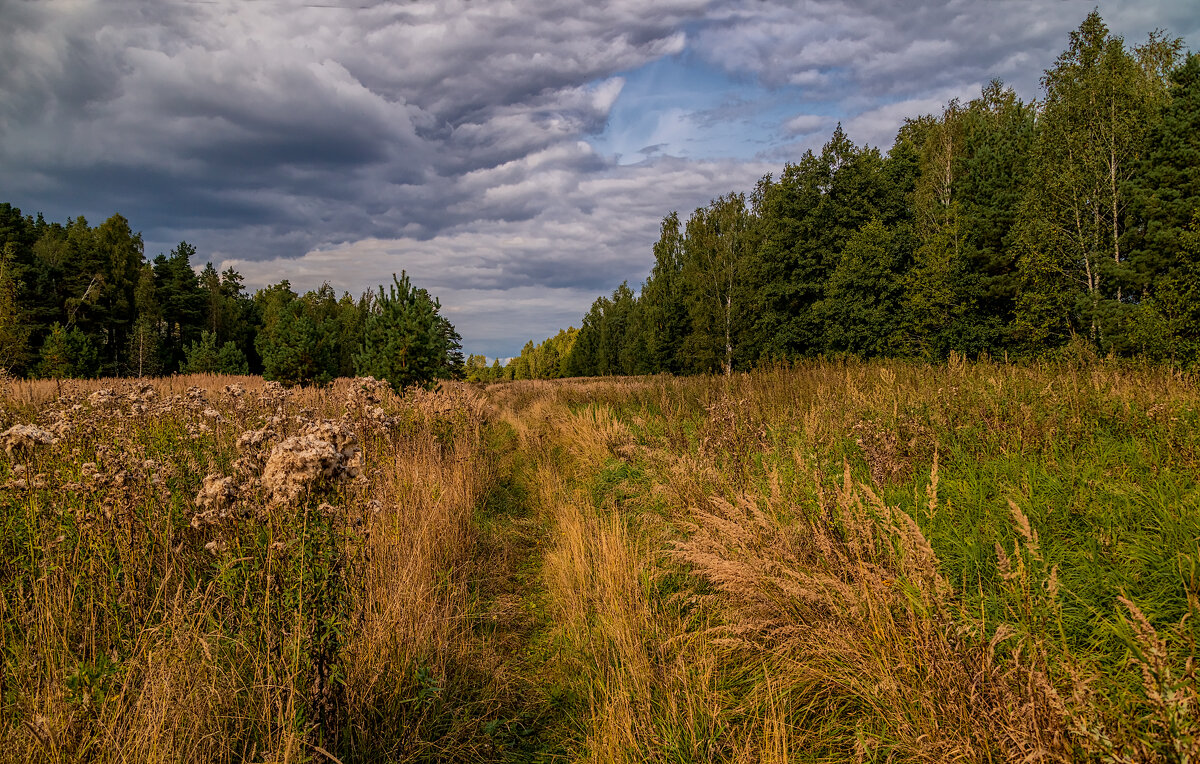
<box><xmin>3</xmin><ymin>0</ymin><xmax>1197</xmax><ymax>359</ymax></box>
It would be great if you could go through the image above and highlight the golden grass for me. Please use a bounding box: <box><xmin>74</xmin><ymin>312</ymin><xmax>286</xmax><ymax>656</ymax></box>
<box><xmin>489</xmin><ymin>359</ymin><xmax>1199</xmax><ymax>763</ymax></box>
<box><xmin>0</xmin><ymin>376</ymin><xmax>495</xmax><ymax>763</ymax></box>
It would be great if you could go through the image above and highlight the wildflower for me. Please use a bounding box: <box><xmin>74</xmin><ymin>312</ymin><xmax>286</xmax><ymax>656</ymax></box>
<box><xmin>192</xmin><ymin>474</ymin><xmax>238</xmax><ymax>527</ymax></box>
<box><xmin>1</xmin><ymin>424</ymin><xmax>58</xmax><ymax>458</ymax></box>
<box><xmin>88</xmin><ymin>389</ymin><xmax>117</xmax><ymax>407</ymax></box>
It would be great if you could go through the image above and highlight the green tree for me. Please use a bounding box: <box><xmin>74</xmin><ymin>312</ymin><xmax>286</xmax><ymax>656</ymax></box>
<box><xmin>464</xmin><ymin>354</ymin><xmax>489</xmax><ymax>382</ymax></box>
<box><xmin>154</xmin><ymin>242</ymin><xmax>205</xmax><ymax>372</ymax></box>
<box><xmin>1123</xmin><ymin>214</ymin><xmax>1200</xmax><ymax>365</ymax></box>
<box><xmin>92</xmin><ymin>214</ymin><xmax>144</xmax><ymax>375</ymax></box>
<box><xmin>37</xmin><ymin>323</ymin><xmax>99</xmax><ymax>379</ymax></box>
<box><xmin>956</xmin><ymin>82</ymin><xmax>1037</xmax><ymax>338</ymax></box>
<box><xmin>599</xmin><ymin>282</ymin><xmax>636</xmax><ymax>376</ymax></box>
<box><xmin>355</xmin><ymin>272</ymin><xmax>459</xmax><ymax>391</ymax></box>
<box><xmin>681</xmin><ymin>193</ymin><xmax>756</xmax><ymax>374</ymax></box>
<box><xmin>748</xmin><ymin>126</ymin><xmax>888</xmax><ymax>359</ymax></box>
<box><xmin>641</xmin><ymin>212</ymin><xmax>688</xmax><ymax>373</ymax></box>
<box><xmin>564</xmin><ymin>295</ymin><xmax>609</xmax><ymax>377</ymax></box>
<box><xmin>1016</xmin><ymin>12</ymin><xmax>1181</xmax><ymax>348</ymax></box>
<box><xmin>255</xmin><ymin>282</ymin><xmax>337</xmax><ymax>386</ymax></box>
<box><xmin>183</xmin><ymin>330</ymin><xmax>249</xmax><ymax>375</ymax></box>
<box><xmin>817</xmin><ymin>219</ymin><xmax>909</xmax><ymax>356</ymax></box>
<box><xmin>1123</xmin><ymin>53</ymin><xmax>1200</xmax><ymax>296</ymax></box>
<box><xmin>0</xmin><ymin>243</ymin><xmax>31</xmax><ymax>372</ymax></box>
<box><xmin>126</xmin><ymin>318</ymin><xmax>161</xmax><ymax>377</ymax></box>
<box><xmin>511</xmin><ymin>342</ymin><xmax>533</xmax><ymax>380</ymax></box>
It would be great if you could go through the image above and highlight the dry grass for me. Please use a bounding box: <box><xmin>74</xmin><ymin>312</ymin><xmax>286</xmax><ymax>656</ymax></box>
<box><xmin>3</xmin><ymin>360</ymin><xmax>1197</xmax><ymax>762</ymax></box>
<box><xmin>0</xmin><ymin>375</ymin><xmax>496</xmax><ymax>763</ymax></box>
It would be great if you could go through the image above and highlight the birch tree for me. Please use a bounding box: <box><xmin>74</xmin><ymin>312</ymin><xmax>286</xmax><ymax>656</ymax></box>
<box><xmin>681</xmin><ymin>193</ymin><xmax>755</xmax><ymax>375</ymax></box>
<box><xmin>1017</xmin><ymin>12</ymin><xmax>1181</xmax><ymax>344</ymax></box>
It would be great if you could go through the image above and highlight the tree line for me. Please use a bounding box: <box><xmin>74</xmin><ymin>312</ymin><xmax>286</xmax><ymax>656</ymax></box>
<box><xmin>490</xmin><ymin>13</ymin><xmax>1200</xmax><ymax>380</ymax></box>
<box><xmin>0</xmin><ymin>210</ymin><xmax>461</xmax><ymax>389</ymax></box>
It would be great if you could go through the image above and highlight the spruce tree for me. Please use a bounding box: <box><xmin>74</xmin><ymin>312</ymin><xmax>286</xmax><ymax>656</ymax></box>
<box><xmin>1124</xmin><ymin>53</ymin><xmax>1200</xmax><ymax>294</ymax></box>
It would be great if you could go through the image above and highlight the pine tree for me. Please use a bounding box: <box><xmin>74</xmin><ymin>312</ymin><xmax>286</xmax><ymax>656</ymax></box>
<box><xmin>256</xmin><ymin>284</ymin><xmax>336</xmax><ymax>386</ymax></box>
<box><xmin>0</xmin><ymin>243</ymin><xmax>31</xmax><ymax>372</ymax></box>
<box><xmin>183</xmin><ymin>331</ymin><xmax>249</xmax><ymax>375</ymax></box>
<box><xmin>37</xmin><ymin>323</ymin><xmax>99</xmax><ymax>379</ymax></box>
<box><xmin>355</xmin><ymin>272</ymin><xmax>458</xmax><ymax>392</ymax></box>
<box><xmin>154</xmin><ymin>242</ymin><xmax>205</xmax><ymax>372</ymax></box>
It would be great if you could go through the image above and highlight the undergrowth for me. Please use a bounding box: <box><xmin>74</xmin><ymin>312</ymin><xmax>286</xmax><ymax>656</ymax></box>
<box><xmin>0</xmin><ymin>375</ymin><xmax>500</xmax><ymax>763</ymax></box>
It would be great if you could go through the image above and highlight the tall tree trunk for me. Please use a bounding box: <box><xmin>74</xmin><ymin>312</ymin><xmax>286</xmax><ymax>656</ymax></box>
<box><xmin>724</xmin><ymin>294</ymin><xmax>732</xmax><ymax>376</ymax></box>
<box><xmin>1110</xmin><ymin>135</ymin><xmax>1122</xmax><ymax>301</ymax></box>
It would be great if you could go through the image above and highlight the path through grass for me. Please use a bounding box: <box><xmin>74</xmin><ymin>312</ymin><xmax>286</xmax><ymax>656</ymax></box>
<box><xmin>467</xmin><ymin>420</ymin><xmax>579</xmax><ymax>762</ymax></box>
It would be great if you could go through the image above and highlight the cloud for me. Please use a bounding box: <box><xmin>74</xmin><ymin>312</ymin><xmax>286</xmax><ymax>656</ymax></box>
<box><xmin>783</xmin><ymin>113</ymin><xmax>832</xmax><ymax>136</ymax></box>
<box><xmin>842</xmin><ymin>84</ymin><xmax>984</xmax><ymax>148</ymax></box>
<box><xmin>223</xmin><ymin>152</ymin><xmax>768</xmax><ymax>356</ymax></box>
<box><xmin>2</xmin><ymin>0</ymin><xmax>1196</xmax><ymax>356</ymax></box>
<box><xmin>1</xmin><ymin>0</ymin><xmax>711</xmax><ymax>259</ymax></box>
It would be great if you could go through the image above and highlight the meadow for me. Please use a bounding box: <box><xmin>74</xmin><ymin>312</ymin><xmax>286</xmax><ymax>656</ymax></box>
<box><xmin>1</xmin><ymin>360</ymin><xmax>1197</xmax><ymax>763</ymax></box>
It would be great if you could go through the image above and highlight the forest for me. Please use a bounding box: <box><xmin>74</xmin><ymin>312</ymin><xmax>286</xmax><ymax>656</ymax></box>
<box><xmin>0</xmin><ymin>211</ymin><xmax>461</xmax><ymax>388</ymax></box>
<box><xmin>479</xmin><ymin>14</ymin><xmax>1200</xmax><ymax>381</ymax></box>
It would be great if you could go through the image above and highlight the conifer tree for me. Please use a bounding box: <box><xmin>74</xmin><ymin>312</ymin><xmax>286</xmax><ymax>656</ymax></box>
<box><xmin>183</xmin><ymin>331</ymin><xmax>249</xmax><ymax>374</ymax></box>
<box><xmin>0</xmin><ymin>243</ymin><xmax>31</xmax><ymax>372</ymax></box>
<box><xmin>1124</xmin><ymin>53</ymin><xmax>1200</xmax><ymax>294</ymax></box>
<box><xmin>37</xmin><ymin>323</ymin><xmax>99</xmax><ymax>379</ymax></box>
<box><xmin>355</xmin><ymin>272</ymin><xmax>458</xmax><ymax>391</ymax></box>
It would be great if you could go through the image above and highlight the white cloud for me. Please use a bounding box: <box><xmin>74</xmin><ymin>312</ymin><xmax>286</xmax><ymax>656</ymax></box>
<box><xmin>783</xmin><ymin>113</ymin><xmax>832</xmax><ymax>136</ymax></box>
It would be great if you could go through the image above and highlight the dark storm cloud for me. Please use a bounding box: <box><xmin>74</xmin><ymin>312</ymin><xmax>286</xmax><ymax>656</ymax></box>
<box><xmin>2</xmin><ymin>0</ymin><xmax>707</xmax><ymax>261</ymax></box>
<box><xmin>2</xmin><ymin>0</ymin><xmax>1195</xmax><ymax>356</ymax></box>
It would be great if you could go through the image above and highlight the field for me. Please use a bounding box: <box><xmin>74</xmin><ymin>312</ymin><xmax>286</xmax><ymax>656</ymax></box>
<box><xmin>1</xmin><ymin>361</ymin><xmax>1197</xmax><ymax>763</ymax></box>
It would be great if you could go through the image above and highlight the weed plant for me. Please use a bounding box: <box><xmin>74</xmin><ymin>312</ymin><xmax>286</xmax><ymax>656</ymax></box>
<box><xmin>0</xmin><ymin>375</ymin><xmax>497</xmax><ymax>763</ymax></box>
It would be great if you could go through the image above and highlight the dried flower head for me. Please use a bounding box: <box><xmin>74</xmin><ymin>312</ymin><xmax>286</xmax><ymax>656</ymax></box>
<box><xmin>1</xmin><ymin>424</ymin><xmax>58</xmax><ymax>458</ymax></box>
<box><xmin>193</xmin><ymin>474</ymin><xmax>239</xmax><ymax>527</ymax></box>
<box><xmin>260</xmin><ymin>420</ymin><xmax>360</xmax><ymax>504</ymax></box>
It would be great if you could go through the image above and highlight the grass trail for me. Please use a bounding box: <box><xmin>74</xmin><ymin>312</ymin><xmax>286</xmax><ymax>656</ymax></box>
<box><xmin>467</xmin><ymin>419</ymin><xmax>578</xmax><ymax>762</ymax></box>
<box><xmin>476</xmin><ymin>369</ymin><xmax>1200</xmax><ymax>763</ymax></box>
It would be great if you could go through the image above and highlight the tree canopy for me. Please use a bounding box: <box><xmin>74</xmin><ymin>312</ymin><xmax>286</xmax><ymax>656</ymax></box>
<box><xmin>510</xmin><ymin>12</ymin><xmax>1197</xmax><ymax>378</ymax></box>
